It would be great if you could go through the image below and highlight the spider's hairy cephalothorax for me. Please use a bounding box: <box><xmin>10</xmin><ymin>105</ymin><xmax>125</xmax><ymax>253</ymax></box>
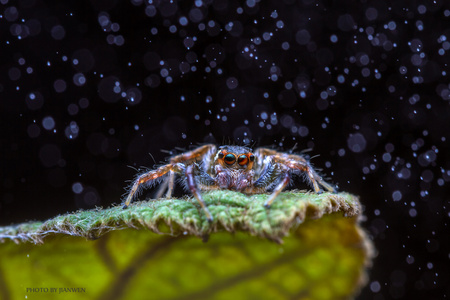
<box><xmin>123</xmin><ymin>144</ymin><xmax>336</xmax><ymax>222</ymax></box>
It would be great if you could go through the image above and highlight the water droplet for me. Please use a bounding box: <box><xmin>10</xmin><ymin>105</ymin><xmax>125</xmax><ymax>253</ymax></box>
<box><xmin>42</xmin><ymin>116</ymin><xmax>55</xmax><ymax>130</ymax></box>
<box><xmin>370</xmin><ymin>281</ymin><xmax>381</xmax><ymax>293</ymax></box>
<box><xmin>65</xmin><ymin>121</ymin><xmax>79</xmax><ymax>139</ymax></box>
<box><xmin>347</xmin><ymin>133</ymin><xmax>367</xmax><ymax>153</ymax></box>
<box><xmin>72</xmin><ymin>182</ymin><xmax>84</xmax><ymax>194</ymax></box>
<box><xmin>226</xmin><ymin>77</ymin><xmax>238</xmax><ymax>89</ymax></box>
<box><xmin>392</xmin><ymin>190</ymin><xmax>402</xmax><ymax>201</ymax></box>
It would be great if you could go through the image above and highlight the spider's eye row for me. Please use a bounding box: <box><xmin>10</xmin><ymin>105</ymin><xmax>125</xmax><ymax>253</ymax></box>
<box><xmin>238</xmin><ymin>155</ymin><xmax>248</xmax><ymax>166</ymax></box>
<box><xmin>224</xmin><ymin>154</ymin><xmax>236</xmax><ymax>164</ymax></box>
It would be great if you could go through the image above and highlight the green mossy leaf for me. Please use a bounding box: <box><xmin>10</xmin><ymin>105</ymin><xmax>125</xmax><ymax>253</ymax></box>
<box><xmin>0</xmin><ymin>190</ymin><xmax>373</xmax><ymax>300</ymax></box>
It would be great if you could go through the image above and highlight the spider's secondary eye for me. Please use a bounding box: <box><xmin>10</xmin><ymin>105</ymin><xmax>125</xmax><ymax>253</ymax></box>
<box><xmin>218</xmin><ymin>152</ymin><xmax>224</xmax><ymax>159</ymax></box>
<box><xmin>249</xmin><ymin>154</ymin><xmax>255</xmax><ymax>162</ymax></box>
<box><xmin>224</xmin><ymin>154</ymin><xmax>236</xmax><ymax>164</ymax></box>
<box><xmin>238</xmin><ymin>155</ymin><xmax>248</xmax><ymax>166</ymax></box>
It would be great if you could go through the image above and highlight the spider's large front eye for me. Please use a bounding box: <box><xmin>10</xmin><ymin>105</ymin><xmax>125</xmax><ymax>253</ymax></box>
<box><xmin>224</xmin><ymin>154</ymin><xmax>236</xmax><ymax>165</ymax></box>
<box><xmin>238</xmin><ymin>155</ymin><xmax>248</xmax><ymax>166</ymax></box>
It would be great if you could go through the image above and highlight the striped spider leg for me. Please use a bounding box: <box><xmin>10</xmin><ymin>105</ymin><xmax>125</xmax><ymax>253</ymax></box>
<box><xmin>252</xmin><ymin>148</ymin><xmax>336</xmax><ymax>208</ymax></box>
<box><xmin>123</xmin><ymin>144</ymin><xmax>217</xmax><ymax>222</ymax></box>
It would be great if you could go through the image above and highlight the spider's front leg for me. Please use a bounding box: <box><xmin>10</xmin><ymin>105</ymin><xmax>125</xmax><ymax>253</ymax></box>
<box><xmin>263</xmin><ymin>170</ymin><xmax>291</xmax><ymax>208</ymax></box>
<box><xmin>158</xmin><ymin>144</ymin><xmax>217</xmax><ymax>199</ymax></box>
<box><xmin>254</xmin><ymin>148</ymin><xmax>336</xmax><ymax>208</ymax></box>
<box><xmin>185</xmin><ymin>164</ymin><xmax>214</xmax><ymax>223</ymax></box>
<box><xmin>123</xmin><ymin>163</ymin><xmax>184</xmax><ymax>209</ymax></box>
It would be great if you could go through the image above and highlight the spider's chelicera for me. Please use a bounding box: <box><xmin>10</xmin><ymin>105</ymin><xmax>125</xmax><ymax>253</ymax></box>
<box><xmin>123</xmin><ymin>144</ymin><xmax>336</xmax><ymax>222</ymax></box>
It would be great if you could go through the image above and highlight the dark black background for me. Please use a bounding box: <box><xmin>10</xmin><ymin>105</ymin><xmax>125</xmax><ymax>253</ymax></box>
<box><xmin>1</xmin><ymin>0</ymin><xmax>449</xmax><ymax>299</ymax></box>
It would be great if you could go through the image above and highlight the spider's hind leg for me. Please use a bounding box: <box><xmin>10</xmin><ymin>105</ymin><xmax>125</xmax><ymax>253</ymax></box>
<box><xmin>165</xmin><ymin>171</ymin><xmax>175</xmax><ymax>197</ymax></box>
<box><xmin>153</xmin><ymin>170</ymin><xmax>180</xmax><ymax>199</ymax></box>
<box><xmin>312</xmin><ymin>172</ymin><xmax>336</xmax><ymax>193</ymax></box>
<box><xmin>154</xmin><ymin>174</ymin><xmax>170</xmax><ymax>199</ymax></box>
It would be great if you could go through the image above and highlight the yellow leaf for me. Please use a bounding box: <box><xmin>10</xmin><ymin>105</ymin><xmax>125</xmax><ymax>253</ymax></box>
<box><xmin>0</xmin><ymin>190</ymin><xmax>373</xmax><ymax>300</ymax></box>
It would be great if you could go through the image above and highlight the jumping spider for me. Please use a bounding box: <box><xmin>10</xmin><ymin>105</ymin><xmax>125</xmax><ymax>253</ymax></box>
<box><xmin>123</xmin><ymin>144</ymin><xmax>336</xmax><ymax>222</ymax></box>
